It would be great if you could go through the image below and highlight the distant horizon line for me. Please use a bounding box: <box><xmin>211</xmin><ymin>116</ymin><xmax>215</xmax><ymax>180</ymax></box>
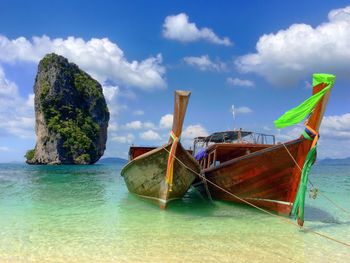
<box><xmin>0</xmin><ymin>156</ymin><xmax>128</xmax><ymax>164</ymax></box>
<box><xmin>1</xmin><ymin>156</ymin><xmax>350</xmax><ymax>164</ymax></box>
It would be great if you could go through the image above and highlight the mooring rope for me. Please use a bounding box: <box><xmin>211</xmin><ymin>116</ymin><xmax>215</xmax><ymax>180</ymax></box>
<box><xmin>162</xmin><ymin>146</ymin><xmax>350</xmax><ymax>248</ymax></box>
<box><xmin>281</xmin><ymin>142</ymin><xmax>350</xmax><ymax>217</ymax></box>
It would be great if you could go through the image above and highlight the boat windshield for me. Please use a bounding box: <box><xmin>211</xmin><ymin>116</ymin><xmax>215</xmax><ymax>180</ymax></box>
<box><xmin>193</xmin><ymin>130</ymin><xmax>275</xmax><ymax>155</ymax></box>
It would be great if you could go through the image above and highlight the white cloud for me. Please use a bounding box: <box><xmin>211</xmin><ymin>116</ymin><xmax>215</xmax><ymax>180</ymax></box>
<box><xmin>183</xmin><ymin>55</ymin><xmax>226</xmax><ymax>71</ymax></box>
<box><xmin>25</xmin><ymin>93</ymin><xmax>35</xmax><ymax>107</ymax></box>
<box><xmin>122</xmin><ymin>120</ymin><xmax>157</xmax><ymax>130</ymax></box>
<box><xmin>111</xmin><ymin>134</ymin><xmax>134</xmax><ymax>144</ymax></box>
<box><xmin>140</xmin><ymin>130</ymin><xmax>161</xmax><ymax>141</ymax></box>
<box><xmin>108</xmin><ymin>122</ymin><xmax>119</xmax><ymax>132</ymax></box>
<box><xmin>143</xmin><ymin>121</ymin><xmax>157</xmax><ymax>129</ymax></box>
<box><xmin>0</xmin><ymin>35</ymin><xmax>166</xmax><ymax>90</ymax></box>
<box><xmin>227</xmin><ymin>77</ymin><xmax>255</xmax><ymax>87</ymax></box>
<box><xmin>163</xmin><ymin>13</ymin><xmax>232</xmax><ymax>46</ymax></box>
<box><xmin>133</xmin><ymin>110</ymin><xmax>144</xmax><ymax>116</ymax></box>
<box><xmin>103</xmin><ymin>85</ymin><xmax>119</xmax><ymax>102</ymax></box>
<box><xmin>235</xmin><ymin>5</ymin><xmax>350</xmax><ymax>86</ymax></box>
<box><xmin>0</xmin><ymin>67</ymin><xmax>34</xmax><ymax>138</ymax></box>
<box><xmin>275</xmin><ymin>125</ymin><xmax>304</xmax><ymax>142</ymax></box>
<box><xmin>159</xmin><ymin>114</ymin><xmax>173</xmax><ymax>129</ymax></box>
<box><xmin>124</xmin><ymin>120</ymin><xmax>143</xmax><ymax>130</ymax></box>
<box><xmin>320</xmin><ymin>113</ymin><xmax>350</xmax><ymax>139</ymax></box>
<box><xmin>0</xmin><ymin>68</ymin><xmax>17</xmax><ymax>96</ymax></box>
<box><xmin>180</xmin><ymin>124</ymin><xmax>208</xmax><ymax>148</ymax></box>
<box><xmin>101</xmin><ymin>85</ymin><xmax>126</xmax><ymax>141</ymax></box>
<box><xmin>182</xmin><ymin>124</ymin><xmax>208</xmax><ymax>140</ymax></box>
<box><xmin>235</xmin><ymin>106</ymin><xmax>253</xmax><ymax>114</ymax></box>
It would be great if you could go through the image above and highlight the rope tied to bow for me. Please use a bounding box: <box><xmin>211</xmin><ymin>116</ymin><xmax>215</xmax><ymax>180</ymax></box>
<box><xmin>165</xmin><ymin>131</ymin><xmax>179</xmax><ymax>191</ymax></box>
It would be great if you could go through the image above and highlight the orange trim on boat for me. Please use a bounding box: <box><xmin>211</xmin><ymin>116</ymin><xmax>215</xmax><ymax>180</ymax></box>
<box><xmin>165</xmin><ymin>131</ymin><xmax>179</xmax><ymax>191</ymax></box>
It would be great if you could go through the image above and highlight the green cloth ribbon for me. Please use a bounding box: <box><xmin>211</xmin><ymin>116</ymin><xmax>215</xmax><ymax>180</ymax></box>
<box><xmin>291</xmin><ymin>146</ymin><xmax>317</xmax><ymax>222</ymax></box>
<box><xmin>274</xmin><ymin>73</ymin><xmax>336</xmax><ymax>129</ymax></box>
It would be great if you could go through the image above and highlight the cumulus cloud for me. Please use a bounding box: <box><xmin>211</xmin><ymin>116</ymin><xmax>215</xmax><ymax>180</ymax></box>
<box><xmin>179</xmin><ymin>124</ymin><xmax>208</xmax><ymax>148</ymax></box>
<box><xmin>103</xmin><ymin>85</ymin><xmax>119</xmax><ymax>102</ymax></box>
<box><xmin>123</xmin><ymin>120</ymin><xmax>143</xmax><ymax>130</ymax></box>
<box><xmin>183</xmin><ymin>55</ymin><xmax>226</xmax><ymax>71</ymax></box>
<box><xmin>122</xmin><ymin>120</ymin><xmax>157</xmax><ymax>130</ymax></box>
<box><xmin>0</xmin><ymin>67</ymin><xmax>35</xmax><ymax>138</ymax></box>
<box><xmin>159</xmin><ymin>114</ymin><xmax>173</xmax><ymax>129</ymax></box>
<box><xmin>108</xmin><ymin>123</ymin><xmax>119</xmax><ymax>132</ymax></box>
<box><xmin>182</xmin><ymin>124</ymin><xmax>208</xmax><ymax>140</ymax></box>
<box><xmin>227</xmin><ymin>77</ymin><xmax>255</xmax><ymax>87</ymax></box>
<box><xmin>0</xmin><ymin>35</ymin><xmax>166</xmax><ymax>90</ymax></box>
<box><xmin>163</xmin><ymin>13</ymin><xmax>232</xmax><ymax>46</ymax></box>
<box><xmin>140</xmin><ymin>130</ymin><xmax>161</xmax><ymax>141</ymax></box>
<box><xmin>320</xmin><ymin>113</ymin><xmax>350</xmax><ymax>139</ymax></box>
<box><xmin>235</xmin><ymin>5</ymin><xmax>350</xmax><ymax>86</ymax></box>
<box><xmin>100</xmin><ymin>84</ymin><xmax>127</xmax><ymax>142</ymax></box>
<box><xmin>111</xmin><ymin>134</ymin><xmax>135</xmax><ymax>144</ymax></box>
<box><xmin>275</xmin><ymin>125</ymin><xmax>304</xmax><ymax>142</ymax></box>
<box><xmin>235</xmin><ymin>106</ymin><xmax>253</xmax><ymax>114</ymax></box>
<box><xmin>143</xmin><ymin>121</ymin><xmax>157</xmax><ymax>129</ymax></box>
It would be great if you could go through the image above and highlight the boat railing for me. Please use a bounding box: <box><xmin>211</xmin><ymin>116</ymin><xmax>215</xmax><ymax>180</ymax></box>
<box><xmin>193</xmin><ymin>131</ymin><xmax>276</xmax><ymax>170</ymax></box>
<box><xmin>193</xmin><ymin>131</ymin><xmax>275</xmax><ymax>156</ymax></box>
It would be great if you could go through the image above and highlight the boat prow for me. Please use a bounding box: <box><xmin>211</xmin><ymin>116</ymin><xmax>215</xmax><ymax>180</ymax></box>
<box><xmin>121</xmin><ymin>90</ymin><xmax>200</xmax><ymax>208</ymax></box>
<box><xmin>121</xmin><ymin>142</ymin><xmax>200</xmax><ymax>208</ymax></box>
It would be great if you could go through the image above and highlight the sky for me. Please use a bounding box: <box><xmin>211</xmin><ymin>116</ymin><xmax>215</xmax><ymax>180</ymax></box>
<box><xmin>1</xmin><ymin>0</ymin><xmax>350</xmax><ymax>162</ymax></box>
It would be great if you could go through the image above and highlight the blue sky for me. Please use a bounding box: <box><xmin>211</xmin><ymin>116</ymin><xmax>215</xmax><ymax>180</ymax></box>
<box><xmin>1</xmin><ymin>0</ymin><xmax>350</xmax><ymax>162</ymax></box>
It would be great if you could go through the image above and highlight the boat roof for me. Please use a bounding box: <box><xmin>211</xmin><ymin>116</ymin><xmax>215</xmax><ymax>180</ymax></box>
<box><xmin>196</xmin><ymin>130</ymin><xmax>253</xmax><ymax>143</ymax></box>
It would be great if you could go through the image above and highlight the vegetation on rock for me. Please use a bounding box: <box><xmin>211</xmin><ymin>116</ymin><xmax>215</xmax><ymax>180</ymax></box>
<box><xmin>25</xmin><ymin>149</ymin><xmax>35</xmax><ymax>162</ymax></box>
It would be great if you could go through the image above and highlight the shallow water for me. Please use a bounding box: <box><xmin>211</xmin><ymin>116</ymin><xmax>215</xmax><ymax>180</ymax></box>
<box><xmin>0</xmin><ymin>163</ymin><xmax>349</xmax><ymax>262</ymax></box>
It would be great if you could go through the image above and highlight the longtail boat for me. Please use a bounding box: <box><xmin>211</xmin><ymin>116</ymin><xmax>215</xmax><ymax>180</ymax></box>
<box><xmin>121</xmin><ymin>91</ymin><xmax>200</xmax><ymax>209</ymax></box>
<box><xmin>193</xmin><ymin>74</ymin><xmax>335</xmax><ymax>226</ymax></box>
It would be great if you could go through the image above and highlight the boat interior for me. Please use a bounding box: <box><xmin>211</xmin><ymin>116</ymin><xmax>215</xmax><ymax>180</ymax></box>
<box><xmin>193</xmin><ymin>130</ymin><xmax>276</xmax><ymax>170</ymax></box>
<box><xmin>128</xmin><ymin>146</ymin><xmax>157</xmax><ymax>161</ymax></box>
<box><xmin>128</xmin><ymin>145</ymin><xmax>194</xmax><ymax>161</ymax></box>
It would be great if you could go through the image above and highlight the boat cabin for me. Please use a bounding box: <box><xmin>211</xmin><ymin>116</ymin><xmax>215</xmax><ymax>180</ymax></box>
<box><xmin>193</xmin><ymin>130</ymin><xmax>276</xmax><ymax>170</ymax></box>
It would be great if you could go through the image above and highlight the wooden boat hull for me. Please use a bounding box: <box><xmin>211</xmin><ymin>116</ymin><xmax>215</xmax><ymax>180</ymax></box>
<box><xmin>200</xmin><ymin>138</ymin><xmax>311</xmax><ymax>215</ymax></box>
<box><xmin>192</xmin><ymin>76</ymin><xmax>334</xmax><ymax>225</ymax></box>
<box><xmin>121</xmin><ymin>143</ymin><xmax>200</xmax><ymax>207</ymax></box>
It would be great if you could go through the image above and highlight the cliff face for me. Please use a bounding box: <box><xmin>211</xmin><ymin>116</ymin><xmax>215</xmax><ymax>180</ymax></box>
<box><xmin>26</xmin><ymin>53</ymin><xmax>109</xmax><ymax>164</ymax></box>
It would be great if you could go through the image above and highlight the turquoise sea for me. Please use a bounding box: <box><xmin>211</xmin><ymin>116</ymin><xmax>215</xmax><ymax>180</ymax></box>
<box><xmin>0</xmin><ymin>162</ymin><xmax>349</xmax><ymax>262</ymax></box>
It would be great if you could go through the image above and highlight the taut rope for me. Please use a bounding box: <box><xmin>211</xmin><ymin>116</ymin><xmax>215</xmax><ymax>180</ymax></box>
<box><xmin>162</xmin><ymin>145</ymin><xmax>350</xmax><ymax>248</ymax></box>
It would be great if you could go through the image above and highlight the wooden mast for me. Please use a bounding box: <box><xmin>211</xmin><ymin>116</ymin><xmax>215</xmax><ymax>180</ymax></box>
<box><xmin>306</xmin><ymin>82</ymin><xmax>331</xmax><ymax>132</ymax></box>
<box><xmin>169</xmin><ymin>90</ymin><xmax>191</xmax><ymax>142</ymax></box>
<box><xmin>160</xmin><ymin>90</ymin><xmax>191</xmax><ymax>209</ymax></box>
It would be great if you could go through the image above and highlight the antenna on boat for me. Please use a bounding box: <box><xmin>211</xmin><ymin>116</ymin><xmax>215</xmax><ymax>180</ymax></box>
<box><xmin>231</xmin><ymin>104</ymin><xmax>236</xmax><ymax>130</ymax></box>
